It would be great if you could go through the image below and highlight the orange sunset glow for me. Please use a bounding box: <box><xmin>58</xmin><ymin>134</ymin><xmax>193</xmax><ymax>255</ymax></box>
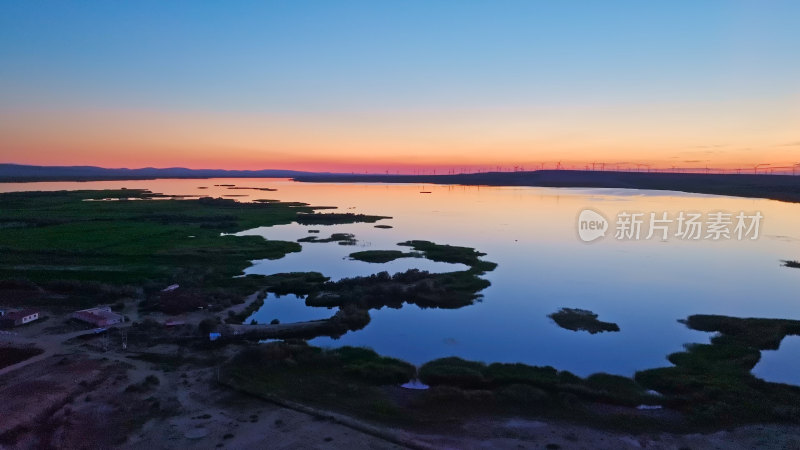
<box><xmin>2</xmin><ymin>102</ymin><xmax>799</xmax><ymax>173</ymax></box>
<box><xmin>1</xmin><ymin>2</ymin><xmax>799</xmax><ymax>173</ymax></box>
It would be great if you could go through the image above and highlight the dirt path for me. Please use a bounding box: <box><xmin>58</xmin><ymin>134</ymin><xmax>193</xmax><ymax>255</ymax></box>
<box><xmin>218</xmin><ymin>290</ymin><xmax>262</xmax><ymax>319</ymax></box>
<box><xmin>5</xmin><ymin>348</ymin><xmax>800</xmax><ymax>449</ymax></box>
<box><xmin>0</xmin><ymin>329</ymin><xmax>91</xmax><ymax>377</ymax></box>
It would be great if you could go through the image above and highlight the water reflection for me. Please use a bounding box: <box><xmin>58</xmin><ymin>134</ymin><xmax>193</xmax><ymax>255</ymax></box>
<box><xmin>2</xmin><ymin>178</ymin><xmax>800</xmax><ymax>381</ymax></box>
<box><xmin>236</xmin><ymin>223</ymin><xmax>469</xmax><ymax>280</ymax></box>
<box><xmin>752</xmin><ymin>336</ymin><xmax>800</xmax><ymax>385</ymax></box>
<box><xmin>246</xmin><ymin>293</ymin><xmax>334</xmax><ymax>325</ymax></box>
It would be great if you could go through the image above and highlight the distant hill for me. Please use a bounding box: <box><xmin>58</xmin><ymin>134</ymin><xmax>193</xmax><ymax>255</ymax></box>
<box><xmin>5</xmin><ymin>164</ymin><xmax>800</xmax><ymax>203</ymax></box>
<box><xmin>0</xmin><ymin>164</ymin><xmax>320</xmax><ymax>182</ymax></box>
<box><xmin>295</xmin><ymin>170</ymin><xmax>800</xmax><ymax>203</ymax></box>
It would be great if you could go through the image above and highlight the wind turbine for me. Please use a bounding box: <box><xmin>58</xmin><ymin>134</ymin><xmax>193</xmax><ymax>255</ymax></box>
<box><xmin>753</xmin><ymin>164</ymin><xmax>770</xmax><ymax>174</ymax></box>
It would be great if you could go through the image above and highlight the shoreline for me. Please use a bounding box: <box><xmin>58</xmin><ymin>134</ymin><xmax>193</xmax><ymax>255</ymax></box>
<box><xmin>294</xmin><ymin>170</ymin><xmax>800</xmax><ymax>203</ymax></box>
<box><xmin>3</xmin><ymin>169</ymin><xmax>800</xmax><ymax>203</ymax></box>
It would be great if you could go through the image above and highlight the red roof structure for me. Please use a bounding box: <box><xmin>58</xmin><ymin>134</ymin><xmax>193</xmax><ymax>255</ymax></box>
<box><xmin>71</xmin><ymin>307</ymin><xmax>123</xmax><ymax>327</ymax></box>
<box><xmin>3</xmin><ymin>309</ymin><xmax>39</xmax><ymax>320</ymax></box>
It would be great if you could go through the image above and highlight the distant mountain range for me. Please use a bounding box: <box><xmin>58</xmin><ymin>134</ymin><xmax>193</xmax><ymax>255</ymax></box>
<box><xmin>3</xmin><ymin>164</ymin><xmax>800</xmax><ymax>203</ymax></box>
<box><xmin>0</xmin><ymin>164</ymin><xmax>321</xmax><ymax>181</ymax></box>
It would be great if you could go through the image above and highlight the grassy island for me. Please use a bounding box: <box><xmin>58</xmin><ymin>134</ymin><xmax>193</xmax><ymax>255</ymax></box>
<box><xmin>398</xmin><ymin>240</ymin><xmax>498</xmax><ymax>273</ymax></box>
<box><xmin>548</xmin><ymin>308</ymin><xmax>620</xmax><ymax>334</ymax></box>
<box><xmin>295</xmin><ymin>212</ymin><xmax>391</xmax><ymax>225</ymax></box>
<box><xmin>349</xmin><ymin>250</ymin><xmax>418</xmax><ymax>263</ymax></box>
<box><xmin>298</xmin><ymin>233</ymin><xmax>357</xmax><ymax>245</ymax></box>
<box><xmin>349</xmin><ymin>240</ymin><xmax>498</xmax><ymax>273</ymax></box>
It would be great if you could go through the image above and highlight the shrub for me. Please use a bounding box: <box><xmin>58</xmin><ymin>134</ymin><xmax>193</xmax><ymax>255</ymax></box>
<box><xmin>418</xmin><ymin>357</ymin><xmax>488</xmax><ymax>389</ymax></box>
<box><xmin>198</xmin><ymin>318</ymin><xmax>217</xmax><ymax>335</ymax></box>
<box><xmin>486</xmin><ymin>363</ymin><xmax>559</xmax><ymax>388</ymax></box>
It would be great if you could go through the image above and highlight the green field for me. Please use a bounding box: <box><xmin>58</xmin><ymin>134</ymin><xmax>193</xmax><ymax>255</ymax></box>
<box><xmin>0</xmin><ymin>189</ymin><xmax>386</xmax><ymax>310</ymax></box>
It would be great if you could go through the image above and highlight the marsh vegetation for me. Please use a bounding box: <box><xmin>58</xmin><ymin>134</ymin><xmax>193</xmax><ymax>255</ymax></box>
<box><xmin>548</xmin><ymin>308</ymin><xmax>620</xmax><ymax>334</ymax></box>
<box><xmin>222</xmin><ymin>341</ymin><xmax>662</xmax><ymax>430</ymax></box>
<box><xmin>397</xmin><ymin>240</ymin><xmax>498</xmax><ymax>273</ymax></box>
<box><xmin>348</xmin><ymin>250</ymin><xmax>418</xmax><ymax>263</ymax></box>
<box><xmin>298</xmin><ymin>233</ymin><xmax>357</xmax><ymax>245</ymax></box>
<box><xmin>348</xmin><ymin>240</ymin><xmax>497</xmax><ymax>271</ymax></box>
<box><xmin>223</xmin><ymin>342</ymin><xmax>415</xmax><ymax>420</ymax></box>
<box><xmin>634</xmin><ymin>314</ymin><xmax>800</xmax><ymax>424</ymax></box>
<box><xmin>0</xmin><ymin>189</ymin><xmax>383</xmax><ymax>313</ymax></box>
<box><xmin>294</xmin><ymin>213</ymin><xmax>391</xmax><ymax>225</ymax></box>
<box><xmin>224</xmin><ymin>313</ymin><xmax>800</xmax><ymax>430</ymax></box>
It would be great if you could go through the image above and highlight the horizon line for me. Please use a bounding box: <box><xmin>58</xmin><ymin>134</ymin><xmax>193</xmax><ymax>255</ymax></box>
<box><xmin>3</xmin><ymin>162</ymin><xmax>800</xmax><ymax>177</ymax></box>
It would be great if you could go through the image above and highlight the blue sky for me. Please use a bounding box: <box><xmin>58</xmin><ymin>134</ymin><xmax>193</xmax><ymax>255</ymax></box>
<box><xmin>1</xmin><ymin>1</ymin><xmax>798</xmax><ymax>170</ymax></box>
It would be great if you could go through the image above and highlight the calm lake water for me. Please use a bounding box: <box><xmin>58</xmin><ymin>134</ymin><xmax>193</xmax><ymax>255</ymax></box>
<box><xmin>3</xmin><ymin>178</ymin><xmax>800</xmax><ymax>383</ymax></box>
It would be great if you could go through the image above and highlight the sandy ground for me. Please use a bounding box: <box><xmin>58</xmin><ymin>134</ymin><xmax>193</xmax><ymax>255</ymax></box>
<box><xmin>408</xmin><ymin>419</ymin><xmax>800</xmax><ymax>449</ymax></box>
<box><xmin>4</xmin><ymin>347</ymin><xmax>800</xmax><ymax>450</ymax></box>
<box><xmin>4</xmin><ymin>311</ymin><xmax>800</xmax><ymax>449</ymax></box>
<box><xmin>0</xmin><ymin>346</ymin><xmax>404</xmax><ymax>450</ymax></box>
<box><xmin>126</xmin><ymin>373</ymin><xmax>405</xmax><ymax>450</ymax></box>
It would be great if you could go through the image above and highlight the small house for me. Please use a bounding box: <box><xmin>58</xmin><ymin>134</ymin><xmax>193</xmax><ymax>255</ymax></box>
<box><xmin>0</xmin><ymin>309</ymin><xmax>40</xmax><ymax>329</ymax></box>
<box><xmin>72</xmin><ymin>306</ymin><xmax>124</xmax><ymax>327</ymax></box>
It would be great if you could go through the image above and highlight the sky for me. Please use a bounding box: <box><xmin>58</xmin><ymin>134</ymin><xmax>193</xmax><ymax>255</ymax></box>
<box><xmin>1</xmin><ymin>1</ymin><xmax>799</xmax><ymax>173</ymax></box>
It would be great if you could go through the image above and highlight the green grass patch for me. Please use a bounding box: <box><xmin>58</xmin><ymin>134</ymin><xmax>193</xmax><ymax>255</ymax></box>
<box><xmin>295</xmin><ymin>213</ymin><xmax>390</xmax><ymax>225</ymax></box>
<box><xmin>297</xmin><ymin>233</ymin><xmax>357</xmax><ymax>245</ymax></box>
<box><xmin>222</xmin><ymin>342</ymin><xmax>413</xmax><ymax>421</ymax></box>
<box><xmin>259</xmin><ymin>272</ymin><xmax>330</xmax><ymax>296</ymax></box>
<box><xmin>397</xmin><ymin>240</ymin><xmax>497</xmax><ymax>272</ymax></box>
<box><xmin>305</xmin><ymin>269</ymin><xmax>491</xmax><ymax>310</ymax></box>
<box><xmin>0</xmin><ymin>189</ymin><xmax>382</xmax><ymax>311</ymax></box>
<box><xmin>348</xmin><ymin>250</ymin><xmax>418</xmax><ymax>263</ymax></box>
<box><xmin>224</xmin><ymin>343</ymin><xmax>665</xmax><ymax>429</ymax></box>
<box><xmin>682</xmin><ymin>314</ymin><xmax>800</xmax><ymax>350</ymax></box>
<box><xmin>548</xmin><ymin>308</ymin><xmax>620</xmax><ymax>334</ymax></box>
<box><xmin>633</xmin><ymin>314</ymin><xmax>800</xmax><ymax>425</ymax></box>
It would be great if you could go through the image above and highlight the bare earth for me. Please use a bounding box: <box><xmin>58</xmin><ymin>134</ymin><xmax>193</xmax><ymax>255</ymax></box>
<box><xmin>3</xmin><ymin>347</ymin><xmax>800</xmax><ymax>450</ymax></box>
<box><xmin>3</xmin><ymin>309</ymin><xmax>800</xmax><ymax>449</ymax></box>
